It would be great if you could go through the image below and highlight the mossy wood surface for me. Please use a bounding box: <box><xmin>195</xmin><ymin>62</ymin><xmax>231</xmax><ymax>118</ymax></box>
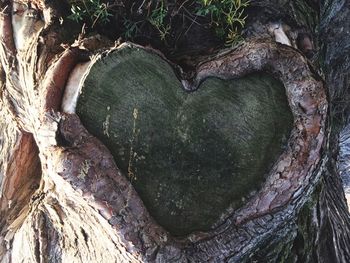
<box><xmin>76</xmin><ymin>46</ymin><xmax>293</xmax><ymax>236</ymax></box>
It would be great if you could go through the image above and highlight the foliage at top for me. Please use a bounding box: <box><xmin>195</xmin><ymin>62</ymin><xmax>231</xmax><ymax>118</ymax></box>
<box><xmin>68</xmin><ymin>0</ymin><xmax>113</xmax><ymax>27</ymax></box>
<box><xmin>67</xmin><ymin>0</ymin><xmax>250</xmax><ymax>48</ymax></box>
<box><xmin>195</xmin><ymin>0</ymin><xmax>250</xmax><ymax>46</ymax></box>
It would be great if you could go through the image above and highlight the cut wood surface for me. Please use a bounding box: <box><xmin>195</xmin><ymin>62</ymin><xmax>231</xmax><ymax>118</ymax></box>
<box><xmin>76</xmin><ymin>45</ymin><xmax>293</xmax><ymax>236</ymax></box>
<box><xmin>0</xmin><ymin>0</ymin><xmax>350</xmax><ymax>262</ymax></box>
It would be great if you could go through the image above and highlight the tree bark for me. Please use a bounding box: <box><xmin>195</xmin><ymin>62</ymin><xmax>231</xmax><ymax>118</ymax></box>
<box><xmin>0</xmin><ymin>0</ymin><xmax>350</xmax><ymax>262</ymax></box>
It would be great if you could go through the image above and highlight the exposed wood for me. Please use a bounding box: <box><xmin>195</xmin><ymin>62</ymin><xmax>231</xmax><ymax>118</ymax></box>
<box><xmin>0</xmin><ymin>32</ymin><xmax>328</xmax><ymax>261</ymax></box>
<box><xmin>0</xmin><ymin>0</ymin><xmax>349</xmax><ymax>262</ymax></box>
<box><xmin>74</xmin><ymin>44</ymin><xmax>293</xmax><ymax>236</ymax></box>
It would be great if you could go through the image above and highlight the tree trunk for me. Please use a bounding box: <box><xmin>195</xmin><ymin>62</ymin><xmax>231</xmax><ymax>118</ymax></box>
<box><xmin>0</xmin><ymin>0</ymin><xmax>350</xmax><ymax>262</ymax></box>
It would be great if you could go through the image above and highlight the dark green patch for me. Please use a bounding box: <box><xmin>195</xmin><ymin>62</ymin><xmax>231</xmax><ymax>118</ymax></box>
<box><xmin>76</xmin><ymin>46</ymin><xmax>293</xmax><ymax>236</ymax></box>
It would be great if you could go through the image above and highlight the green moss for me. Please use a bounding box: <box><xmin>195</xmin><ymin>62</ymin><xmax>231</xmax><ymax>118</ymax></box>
<box><xmin>77</xmin><ymin>46</ymin><xmax>293</xmax><ymax>236</ymax></box>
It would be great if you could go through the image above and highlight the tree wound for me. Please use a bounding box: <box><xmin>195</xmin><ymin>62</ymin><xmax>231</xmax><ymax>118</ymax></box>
<box><xmin>75</xmin><ymin>44</ymin><xmax>294</xmax><ymax>236</ymax></box>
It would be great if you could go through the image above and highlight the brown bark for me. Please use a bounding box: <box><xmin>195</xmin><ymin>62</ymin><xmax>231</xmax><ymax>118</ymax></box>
<box><xmin>0</xmin><ymin>0</ymin><xmax>349</xmax><ymax>262</ymax></box>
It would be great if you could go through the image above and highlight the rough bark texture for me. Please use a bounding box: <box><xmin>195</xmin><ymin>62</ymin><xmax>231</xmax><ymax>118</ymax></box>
<box><xmin>0</xmin><ymin>0</ymin><xmax>349</xmax><ymax>262</ymax></box>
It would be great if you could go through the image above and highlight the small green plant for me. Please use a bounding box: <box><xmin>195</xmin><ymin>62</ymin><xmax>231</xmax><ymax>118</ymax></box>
<box><xmin>195</xmin><ymin>0</ymin><xmax>250</xmax><ymax>46</ymax></box>
<box><xmin>68</xmin><ymin>0</ymin><xmax>113</xmax><ymax>27</ymax></box>
<box><xmin>147</xmin><ymin>1</ymin><xmax>170</xmax><ymax>41</ymax></box>
<box><xmin>121</xmin><ymin>1</ymin><xmax>171</xmax><ymax>41</ymax></box>
<box><xmin>123</xmin><ymin>19</ymin><xmax>143</xmax><ymax>39</ymax></box>
<box><xmin>67</xmin><ymin>0</ymin><xmax>249</xmax><ymax>47</ymax></box>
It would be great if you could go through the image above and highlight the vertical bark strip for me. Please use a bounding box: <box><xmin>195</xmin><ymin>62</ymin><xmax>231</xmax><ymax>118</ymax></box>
<box><xmin>0</xmin><ymin>115</ymin><xmax>41</xmax><ymax>261</ymax></box>
<box><xmin>317</xmin><ymin>0</ymin><xmax>350</xmax><ymax>262</ymax></box>
<box><xmin>0</xmin><ymin>11</ymin><xmax>16</xmax><ymax>65</ymax></box>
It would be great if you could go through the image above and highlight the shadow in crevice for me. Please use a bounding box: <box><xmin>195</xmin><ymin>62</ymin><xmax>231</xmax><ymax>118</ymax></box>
<box><xmin>0</xmin><ymin>132</ymin><xmax>42</xmax><ymax>232</ymax></box>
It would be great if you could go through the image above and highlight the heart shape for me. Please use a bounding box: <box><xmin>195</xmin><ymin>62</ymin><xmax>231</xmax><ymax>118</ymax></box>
<box><xmin>76</xmin><ymin>45</ymin><xmax>293</xmax><ymax>236</ymax></box>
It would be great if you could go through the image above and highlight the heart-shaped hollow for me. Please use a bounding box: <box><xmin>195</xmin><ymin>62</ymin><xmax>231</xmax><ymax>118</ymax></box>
<box><xmin>75</xmin><ymin>45</ymin><xmax>293</xmax><ymax>236</ymax></box>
